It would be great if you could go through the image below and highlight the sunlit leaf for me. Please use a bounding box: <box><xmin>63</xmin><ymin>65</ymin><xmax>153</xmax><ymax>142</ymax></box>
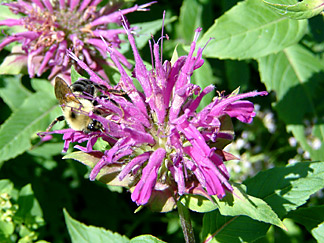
<box><xmin>201</xmin><ymin>161</ymin><xmax>324</xmax><ymax>242</ymax></box>
<box><xmin>64</xmin><ymin>209</ymin><xmax>164</xmax><ymax>243</ymax></box>
<box><xmin>130</xmin><ymin>235</ymin><xmax>165</xmax><ymax>243</ymax></box>
<box><xmin>264</xmin><ymin>0</ymin><xmax>324</xmax><ymax>20</ymax></box>
<box><xmin>197</xmin><ymin>0</ymin><xmax>307</xmax><ymax>59</ymax></box>
<box><xmin>64</xmin><ymin>209</ymin><xmax>130</xmax><ymax>243</ymax></box>
<box><xmin>183</xmin><ymin>183</ymin><xmax>284</xmax><ymax>229</ymax></box>
<box><xmin>0</xmin><ymin>79</ymin><xmax>57</xmax><ymax>165</ymax></box>
<box><xmin>312</xmin><ymin>222</ymin><xmax>324</xmax><ymax>243</ymax></box>
<box><xmin>245</xmin><ymin>161</ymin><xmax>324</xmax><ymax>217</ymax></box>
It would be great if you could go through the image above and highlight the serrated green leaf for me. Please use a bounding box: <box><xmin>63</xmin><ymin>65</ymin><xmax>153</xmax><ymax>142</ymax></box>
<box><xmin>264</xmin><ymin>0</ymin><xmax>324</xmax><ymax>20</ymax></box>
<box><xmin>177</xmin><ymin>0</ymin><xmax>203</xmax><ymax>42</ymax></box>
<box><xmin>287</xmin><ymin>205</ymin><xmax>324</xmax><ymax>232</ymax></box>
<box><xmin>0</xmin><ymin>80</ymin><xmax>58</xmax><ymax>164</ymax></box>
<box><xmin>201</xmin><ymin>161</ymin><xmax>324</xmax><ymax>242</ymax></box>
<box><xmin>0</xmin><ymin>75</ymin><xmax>32</xmax><ymax>111</ymax></box>
<box><xmin>64</xmin><ymin>209</ymin><xmax>130</xmax><ymax>243</ymax></box>
<box><xmin>130</xmin><ymin>235</ymin><xmax>165</xmax><ymax>243</ymax></box>
<box><xmin>183</xmin><ymin>183</ymin><xmax>284</xmax><ymax>229</ymax></box>
<box><xmin>197</xmin><ymin>0</ymin><xmax>307</xmax><ymax>59</ymax></box>
<box><xmin>64</xmin><ymin>209</ymin><xmax>164</xmax><ymax>243</ymax></box>
<box><xmin>245</xmin><ymin>161</ymin><xmax>324</xmax><ymax>218</ymax></box>
<box><xmin>312</xmin><ymin>222</ymin><xmax>324</xmax><ymax>243</ymax></box>
<box><xmin>258</xmin><ymin>44</ymin><xmax>324</xmax><ymax>160</ymax></box>
<box><xmin>201</xmin><ymin>211</ymin><xmax>271</xmax><ymax>243</ymax></box>
<box><xmin>131</xmin><ymin>16</ymin><xmax>177</xmax><ymax>50</ymax></box>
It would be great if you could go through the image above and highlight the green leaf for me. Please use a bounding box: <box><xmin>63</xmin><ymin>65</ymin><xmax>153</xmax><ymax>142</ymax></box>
<box><xmin>0</xmin><ymin>80</ymin><xmax>58</xmax><ymax>165</ymax></box>
<box><xmin>71</xmin><ymin>65</ymin><xmax>86</xmax><ymax>83</ymax></box>
<box><xmin>16</xmin><ymin>184</ymin><xmax>44</xmax><ymax>226</ymax></box>
<box><xmin>64</xmin><ymin>209</ymin><xmax>130</xmax><ymax>243</ymax></box>
<box><xmin>183</xmin><ymin>183</ymin><xmax>284</xmax><ymax>229</ymax></box>
<box><xmin>130</xmin><ymin>235</ymin><xmax>165</xmax><ymax>243</ymax></box>
<box><xmin>64</xmin><ymin>209</ymin><xmax>163</xmax><ymax>243</ymax></box>
<box><xmin>245</xmin><ymin>161</ymin><xmax>324</xmax><ymax>218</ymax></box>
<box><xmin>312</xmin><ymin>222</ymin><xmax>324</xmax><ymax>243</ymax></box>
<box><xmin>258</xmin><ymin>44</ymin><xmax>324</xmax><ymax>161</ymax></box>
<box><xmin>201</xmin><ymin>161</ymin><xmax>324</xmax><ymax>242</ymax></box>
<box><xmin>201</xmin><ymin>211</ymin><xmax>272</xmax><ymax>243</ymax></box>
<box><xmin>177</xmin><ymin>0</ymin><xmax>203</xmax><ymax>42</ymax></box>
<box><xmin>197</xmin><ymin>0</ymin><xmax>307</xmax><ymax>59</ymax></box>
<box><xmin>181</xmin><ymin>194</ymin><xmax>218</xmax><ymax>213</ymax></box>
<box><xmin>0</xmin><ymin>220</ymin><xmax>15</xmax><ymax>241</ymax></box>
<box><xmin>0</xmin><ymin>179</ymin><xmax>14</xmax><ymax>194</ymax></box>
<box><xmin>131</xmin><ymin>16</ymin><xmax>177</xmax><ymax>50</ymax></box>
<box><xmin>263</xmin><ymin>0</ymin><xmax>324</xmax><ymax>20</ymax></box>
<box><xmin>0</xmin><ymin>180</ymin><xmax>15</xmax><ymax>239</ymax></box>
<box><xmin>287</xmin><ymin>205</ymin><xmax>324</xmax><ymax>232</ymax></box>
<box><xmin>0</xmin><ymin>75</ymin><xmax>32</xmax><ymax>111</ymax></box>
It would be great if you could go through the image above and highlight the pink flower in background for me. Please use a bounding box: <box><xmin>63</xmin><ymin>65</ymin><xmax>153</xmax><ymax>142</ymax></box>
<box><xmin>41</xmin><ymin>21</ymin><xmax>267</xmax><ymax>210</ymax></box>
<box><xmin>0</xmin><ymin>0</ymin><xmax>154</xmax><ymax>79</ymax></box>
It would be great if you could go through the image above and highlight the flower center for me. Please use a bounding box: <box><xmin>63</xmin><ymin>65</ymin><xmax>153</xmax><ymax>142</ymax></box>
<box><xmin>22</xmin><ymin>2</ymin><xmax>97</xmax><ymax>51</ymax></box>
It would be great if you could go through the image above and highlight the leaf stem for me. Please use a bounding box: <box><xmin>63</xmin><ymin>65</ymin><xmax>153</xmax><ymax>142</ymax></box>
<box><xmin>177</xmin><ymin>201</ymin><xmax>195</xmax><ymax>243</ymax></box>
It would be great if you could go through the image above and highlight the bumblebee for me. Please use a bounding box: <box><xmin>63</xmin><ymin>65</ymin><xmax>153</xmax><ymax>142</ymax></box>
<box><xmin>47</xmin><ymin>77</ymin><xmax>105</xmax><ymax>133</ymax></box>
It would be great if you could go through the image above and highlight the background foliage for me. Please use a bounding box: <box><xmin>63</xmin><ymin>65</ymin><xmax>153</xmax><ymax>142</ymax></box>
<box><xmin>0</xmin><ymin>0</ymin><xmax>324</xmax><ymax>242</ymax></box>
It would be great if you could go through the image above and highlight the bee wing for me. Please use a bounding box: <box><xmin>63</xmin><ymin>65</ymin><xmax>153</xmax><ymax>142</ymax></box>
<box><xmin>54</xmin><ymin>77</ymin><xmax>81</xmax><ymax>106</ymax></box>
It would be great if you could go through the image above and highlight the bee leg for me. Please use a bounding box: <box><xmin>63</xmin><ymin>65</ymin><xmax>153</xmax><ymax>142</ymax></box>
<box><xmin>46</xmin><ymin>115</ymin><xmax>65</xmax><ymax>132</ymax></box>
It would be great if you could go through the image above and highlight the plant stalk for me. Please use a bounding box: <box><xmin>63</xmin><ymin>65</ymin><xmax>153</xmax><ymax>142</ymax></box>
<box><xmin>177</xmin><ymin>201</ymin><xmax>195</xmax><ymax>243</ymax></box>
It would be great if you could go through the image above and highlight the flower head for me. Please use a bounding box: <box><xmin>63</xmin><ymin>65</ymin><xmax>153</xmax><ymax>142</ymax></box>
<box><xmin>41</xmin><ymin>20</ymin><xmax>267</xmax><ymax>211</ymax></box>
<box><xmin>0</xmin><ymin>0</ymin><xmax>154</xmax><ymax>79</ymax></box>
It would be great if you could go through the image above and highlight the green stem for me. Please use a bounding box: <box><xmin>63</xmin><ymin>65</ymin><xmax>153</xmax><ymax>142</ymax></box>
<box><xmin>177</xmin><ymin>201</ymin><xmax>195</xmax><ymax>243</ymax></box>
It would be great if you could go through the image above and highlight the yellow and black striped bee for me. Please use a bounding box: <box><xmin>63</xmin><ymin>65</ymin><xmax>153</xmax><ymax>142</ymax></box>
<box><xmin>47</xmin><ymin>76</ymin><xmax>105</xmax><ymax>133</ymax></box>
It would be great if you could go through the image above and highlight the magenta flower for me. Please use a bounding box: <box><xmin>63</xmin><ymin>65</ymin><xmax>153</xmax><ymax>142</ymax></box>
<box><xmin>0</xmin><ymin>0</ymin><xmax>154</xmax><ymax>80</ymax></box>
<box><xmin>41</xmin><ymin>24</ymin><xmax>267</xmax><ymax>211</ymax></box>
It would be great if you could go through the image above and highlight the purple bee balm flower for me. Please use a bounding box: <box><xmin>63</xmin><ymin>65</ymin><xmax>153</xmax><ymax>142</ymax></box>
<box><xmin>0</xmin><ymin>0</ymin><xmax>155</xmax><ymax>80</ymax></box>
<box><xmin>41</xmin><ymin>20</ymin><xmax>267</xmax><ymax>211</ymax></box>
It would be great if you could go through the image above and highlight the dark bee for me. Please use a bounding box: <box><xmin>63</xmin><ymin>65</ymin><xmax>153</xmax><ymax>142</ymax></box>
<box><xmin>46</xmin><ymin>77</ymin><xmax>106</xmax><ymax>133</ymax></box>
